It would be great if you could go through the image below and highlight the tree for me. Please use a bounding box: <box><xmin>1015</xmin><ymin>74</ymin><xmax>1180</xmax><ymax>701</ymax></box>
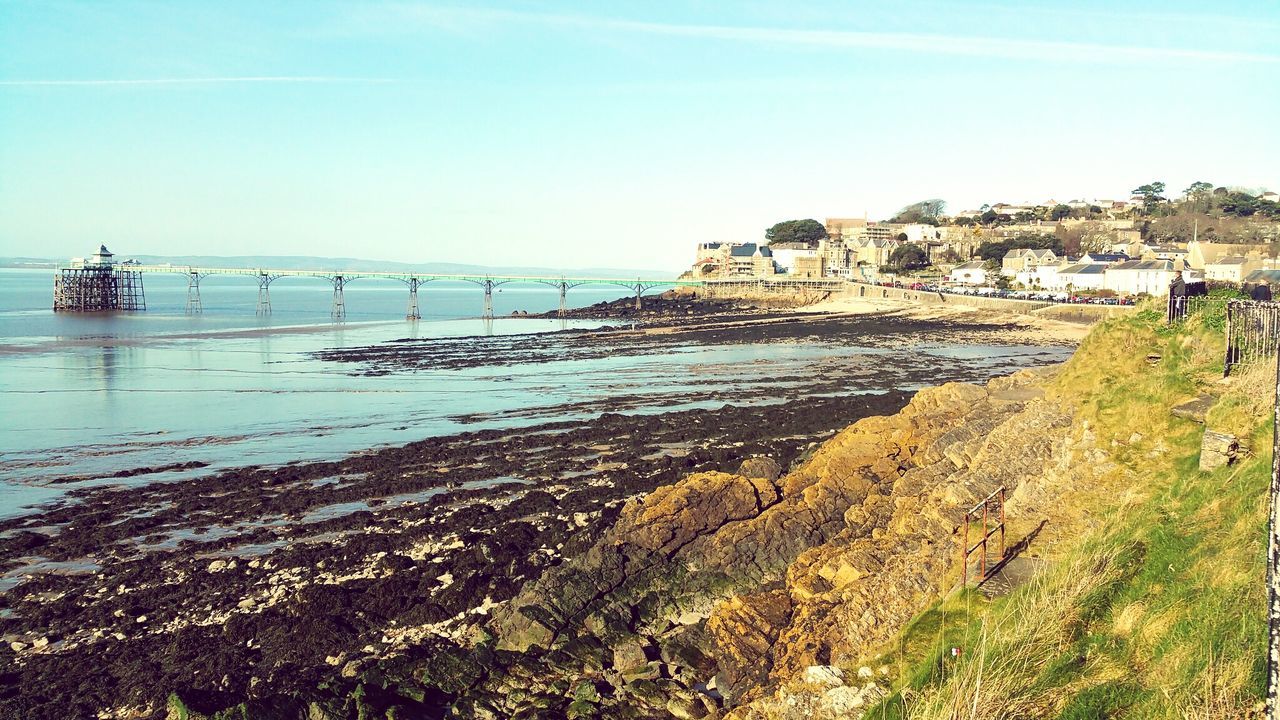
<box><xmin>1132</xmin><ymin>181</ymin><xmax>1167</xmax><ymax>213</ymax></box>
<box><xmin>765</xmin><ymin>219</ymin><xmax>826</xmax><ymax>247</ymax></box>
<box><xmin>979</xmin><ymin>209</ymin><xmax>999</xmax><ymax>225</ymax></box>
<box><xmin>975</xmin><ymin>233</ymin><xmax>1064</xmax><ymax>262</ymax></box>
<box><xmin>1050</xmin><ymin>204</ymin><xmax>1071</xmax><ymax>221</ymax></box>
<box><xmin>889</xmin><ymin>244</ymin><xmax>929</xmax><ymax>270</ymax></box>
<box><xmin>891</xmin><ymin>199</ymin><xmax>946</xmax><ymax>224</ymax></box>
<box><xmin>1184</xmin><ymin>181</ymin><xmax>1213</xmax><ymax>213</ymax></box>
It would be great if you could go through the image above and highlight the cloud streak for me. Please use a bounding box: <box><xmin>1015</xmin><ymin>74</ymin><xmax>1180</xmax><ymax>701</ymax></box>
<box><xmin>383</xmin><ymin>5</ymin><xmax>1280</xmax><ymax>65</ymax></box>
<box><xmin>0</xmin><ymin>76</ymin><xmax>398</xmax><ymax>87</ymax></box>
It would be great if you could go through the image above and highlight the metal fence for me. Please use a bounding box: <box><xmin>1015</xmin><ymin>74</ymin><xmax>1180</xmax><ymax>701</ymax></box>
<box><xmin>1225</xmin><ymin>300</ymin><xmax>1280</xmax><ymax>376</ymax></box>
<box><xmin>1167</xmin><ymin>294</ymin><xmax>1221</xmax><ymax>323</ymax></box>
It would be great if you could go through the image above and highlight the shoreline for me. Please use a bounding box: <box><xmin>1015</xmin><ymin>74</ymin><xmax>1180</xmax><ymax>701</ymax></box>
<box><xmin>0</xmin><ymin>299</ymin><xmax>1079</xmax><ymax>718</ymax></box>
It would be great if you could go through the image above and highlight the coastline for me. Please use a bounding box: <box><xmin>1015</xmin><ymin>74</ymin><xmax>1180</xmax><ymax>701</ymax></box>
<box><xmin>0</xmin><ymin>298</ymin><xmax>1080</xmax><ymax>718</ymax></box>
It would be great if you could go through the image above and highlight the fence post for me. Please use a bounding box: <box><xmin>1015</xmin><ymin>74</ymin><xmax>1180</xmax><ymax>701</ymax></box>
<box><xmin>1268</xmin><ymin>344</ymin><xmax>1280</xmax><ymax>719</ymax></box>
<box><xmin>1224</xmin><ymin>302</ymin><xmax>1235</xmax><ymax>377</ymax></box>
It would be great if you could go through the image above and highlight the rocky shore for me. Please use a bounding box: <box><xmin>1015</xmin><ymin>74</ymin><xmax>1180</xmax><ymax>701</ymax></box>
<box><xmin>0</xmin><ymin>302</ymin><xmax>1075</xmax><ymax>719</ymax></box>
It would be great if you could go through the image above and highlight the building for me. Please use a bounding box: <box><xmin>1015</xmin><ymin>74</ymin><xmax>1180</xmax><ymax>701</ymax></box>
<box><xmin>818</xmin><ymin>237</ymin><xmax>853</xmax><ymax>277</ymax></box>
<box><xmin>1204</xmin><ymin>255</ymin><xmax>1263</xmax><ymax>283</ymax></box>
<box><xmin>768</xmin><ymin>242</ymin><xmax>818</xmax><ymax>274</ymax></box>
<box><xmin>1079</xmin><ymin>252</ymin><xmax>1128</xmax><ymax>264</ymax></box>
<box><xmin>1056</xmin><ymin>263</ymin><xmax>1108</xmax><ymax>292</ymax></box>
<box><xmin>824</xmin><ymin>217</ymin><xmax>869</xmax><ymax>239</ymax></box>
<box><xmin>1103</xmin><ymin>259</ymin><xmax>1199</xmax><ymax>296</ymax></box>
<box><xmin>949</xmin><ymin>261</ymin><xmax>989</xmax><ymax>286</ymax></box>
<box><xmin>1186</xmin><ymin>239</ymin><xmax>1274</xmax><ymax>271</ymax></box>
<box><xmin>792</xmin><ymin>255</ymin><xmax>826</xmax><ymax>279</ymax></box>
<box><xmin>1142</xmin><ymin>244</ymin><xmax>1189</xmax><ymax>263</ymax></box>
<box><xmin>849</xmin><ymin>236</ymin><xmax>899</xmax><ymax>270</ymax></box>
<box><xmin>692</xmin><ymin>242</ymin><xmax>776</xmax><ymax>278</ymax></box>
<box><xmin>1001</xmin><ymin>248</ymin><xmax>1057</xmax><ymax>276</ymax></box>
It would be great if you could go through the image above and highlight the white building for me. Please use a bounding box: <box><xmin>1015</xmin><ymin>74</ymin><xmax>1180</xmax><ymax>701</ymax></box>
<box><xmin>768</xmin><ymin>242</ymin><xmax>819</xmax><ymax>274</ymax></box>
<box><xmin>1057</xmin><ymin>263</ymin><xmax>1108</xmax><ymax>292</ymax></box>
<box><xmin>949</xmin><ymin>261</ymin><xmax>989</xmax><ymax>286</ymax></box>
<box><xmin>1204</xmin><ymin>255</ymin><xmax>1262</xmax><ymax>283</ymax></box>
<box><xmin>1103</xmin><ymin>260</ymin><xmax>1200</xmax><ymax>296</ymax></box>
<box><xmin>1002</xmin><ymin>248</ymin><xmax>1057</xmax><ymax>277</ymax></box>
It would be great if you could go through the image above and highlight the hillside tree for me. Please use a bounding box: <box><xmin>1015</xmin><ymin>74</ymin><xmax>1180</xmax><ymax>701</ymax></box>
<box><xmin>891</xmin><ymin>199</ymin><xmax>946</xmax><ymax>224</ymax></box>
<box><xmin>765</xmin><ymin>219</ymin><xmax>827</xmax><ymax>247</ymax></box>
<box><xmin>889</xmin><ymin>244</ymin><xmax>929</xmax><ymax>270</ymax></box>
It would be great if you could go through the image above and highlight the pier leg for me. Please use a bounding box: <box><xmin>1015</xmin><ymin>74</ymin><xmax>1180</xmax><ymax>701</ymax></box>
<box><xmin>256</xmin><ymin>275</ymin><xmax>273</xmax><ymax>316</ymax></box>
<box><xmin>186</xmin><ymin>272</ymin><xmax>202</xmax><ymax>315</ymax></box>
<box><xmin>331</xmin><ymin>276</ymin><xmax>346</xmax><ymax>321</ymax></box>
<box><xmin>558</xmin><ymin>282</ymin><xmax>568</xmax><ymax>318</ymax></box>
<box><xmin>634</xmin><ymin>283</ymin><xmax>642</xmax><ymax>311</ymax></box>
<box><xmin>407</xmin><ymin>277</ymin><xmax>421</xmax><ymax>321</ymax></box>
<box><xmin>483</xmin><ymin>279</ymin><xmax>494</xmax><ymax>319</ymax></box>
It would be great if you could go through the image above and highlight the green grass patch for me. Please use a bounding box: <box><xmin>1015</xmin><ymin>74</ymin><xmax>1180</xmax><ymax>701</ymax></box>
<box><xmin>862</xmin><ymin>304</ymin><xmax>1273</xmax><ymax>719</ymax></box>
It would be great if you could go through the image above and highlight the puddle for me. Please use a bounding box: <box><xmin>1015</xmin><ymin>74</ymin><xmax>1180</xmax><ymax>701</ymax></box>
<box><xmin>300</xmin><ymin>477</ymin><xmax>534</xmax><ymax>524</ymax></box>
<box><xmin>1</xmin><ymin>557</ymin><xmax>102</xmax><ymax>592</ymax></box>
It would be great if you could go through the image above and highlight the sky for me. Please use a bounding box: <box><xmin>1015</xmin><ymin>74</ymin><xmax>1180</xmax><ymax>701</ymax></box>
<box><xmin>1</xmin><ymin>1</ymin><xmax>1277</xmax><ymax>272</ymax></box>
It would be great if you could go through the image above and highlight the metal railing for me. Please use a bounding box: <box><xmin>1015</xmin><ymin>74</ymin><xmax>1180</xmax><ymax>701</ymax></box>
<box><xmin>1225</xmin><ymin>300</ymin><xmax>1280</xmax><ymax>376</ymax></box>
<box><xmin>961</xmin><ymin>487</ymin><xmax>1007</xmax><ymax>585</ymax></box>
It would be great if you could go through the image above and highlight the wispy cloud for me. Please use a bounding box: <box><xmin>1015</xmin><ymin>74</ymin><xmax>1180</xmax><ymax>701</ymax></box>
<box><xmin>0</xmin><ymin>76</ymin><xmax>398</xmax><ymax>87</ymax></box>
<box><xmin>376</xmin><ymin>5</ymin><xmax>1280</xmax><ymax>65</ymax></box>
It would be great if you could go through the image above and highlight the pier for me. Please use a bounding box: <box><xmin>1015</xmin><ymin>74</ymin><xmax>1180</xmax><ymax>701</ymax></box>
<box><xmin>52</xmin><ymin>247</ymin><xmax>702</xmax><ymax>319</ymax></box>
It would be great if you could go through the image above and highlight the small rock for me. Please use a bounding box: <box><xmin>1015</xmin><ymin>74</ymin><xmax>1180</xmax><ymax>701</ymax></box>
<box><xmin>803</xmin><ymin>665</ymin><xmax>845</xmax><ymax>688</ymax></box>
<box><xmin>32</xmin><ymin>636</ymin><xmax>49</xmax><ymax>649</ymax></box>
<box><xmin>135</xmin><ymin>615</ymin><xmax>147</xmax><ymax>624</ymax></box>
<box><xmin>666</xmin><ymin>693</ymin><xmax>709</xmax><ymax>719</ymax></box>
<box><xmin>572</xmin><ymin>512</ymin><xmax>591</xmax><ymax>528</ymax></box>
<box><xmin>857</xmin><ymin>666</ymin><xmax>874</xmax><ymax>679</ymax></box>
<box><xmin>237</xmin><ymin>598</ymin><xmax>256</xmax><ymax>610</ymax></box>
<box><xmin>207</xmin><ymin>560</ymin><xmax>228</xmax><ymax>573</ymax></box>
<box><xmin>9</xmin><ymin>641</ymin><xmax>27</xmax><ymax>652</ymax></box>
<box><xmin>612</xmin><ymin>638</ymin><xmax>650</xmax><ymax>673</ymax></box>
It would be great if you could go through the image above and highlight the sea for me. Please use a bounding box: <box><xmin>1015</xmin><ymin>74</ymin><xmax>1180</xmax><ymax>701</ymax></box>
<box><xmin>0</xmin><ymin>267</ymin><xmax>1069</xmax><ymax>520</ymax></box>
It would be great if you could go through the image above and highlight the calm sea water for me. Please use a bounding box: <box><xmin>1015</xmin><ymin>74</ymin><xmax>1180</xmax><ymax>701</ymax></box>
<box><xmin>0</xmin><ymin>268</ymin><xmax>1070</xmax><ymax>520</ymax></box>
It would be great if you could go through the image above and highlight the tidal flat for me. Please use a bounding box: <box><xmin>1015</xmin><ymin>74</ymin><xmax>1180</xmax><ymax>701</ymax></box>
<box><xmin>0</xmin><ymin>298</ymin><xmax>1074</xmax><ymax>718</ymax></box>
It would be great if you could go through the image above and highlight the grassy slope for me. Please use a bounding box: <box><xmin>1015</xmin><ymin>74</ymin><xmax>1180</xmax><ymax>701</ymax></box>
<box><xmin>863</xmin><ymin>298</ymin><xmax>1273</xmax><ymax>719</ymax></box>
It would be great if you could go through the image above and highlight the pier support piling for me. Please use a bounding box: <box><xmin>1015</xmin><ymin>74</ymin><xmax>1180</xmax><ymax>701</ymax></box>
<box><xmin>185</xmin><ymin>272</ymin><xmax>203</xmax><ymax>315</ymax></box>
<box><xmin>256</xmin><ymin>274</ymin><xmax>275</xmax><ymax>316</ymax></box>
<box><xmin>558</xmin><ymin>281</ymin><xmax>568</xmax><ymax>317</ymax></box>
<box><xmin>483</xmin><ymin>278</ymin><xmax>495</xmax><ymax>319</ymax></box>
<box><xmin>407</xmin><ymin>277</ymin><xmax>423</xmax><ymax>321</ymax></box>
<box><xmin>331</xmin><ymin>275</ymin><xmax>349</xmax><ymax>320</ymax></box>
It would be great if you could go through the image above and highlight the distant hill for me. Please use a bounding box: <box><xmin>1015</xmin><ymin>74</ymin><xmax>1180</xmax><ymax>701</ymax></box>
<box><xmin>0</xmin><ymin>255</ymin><xmax>680</xmax><ymax>278</ymax></box>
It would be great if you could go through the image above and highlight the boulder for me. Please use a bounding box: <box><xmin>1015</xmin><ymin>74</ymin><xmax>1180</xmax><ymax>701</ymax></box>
<box><xmin>1199</xmin><ymin>430</ymin><xmax>1239</xmax><ymax>471</ymax></box>
<box><xmin>737</xmin><ymin>456</ymin><xmax>782</xmax><ymax>481</ymax></box>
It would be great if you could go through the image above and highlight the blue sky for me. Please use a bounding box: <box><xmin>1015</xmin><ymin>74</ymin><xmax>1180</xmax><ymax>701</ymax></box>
<box><xmin>1</xmin><ymin>1</ymin><xmax>1277</xmax><ymax>271</ymax></box>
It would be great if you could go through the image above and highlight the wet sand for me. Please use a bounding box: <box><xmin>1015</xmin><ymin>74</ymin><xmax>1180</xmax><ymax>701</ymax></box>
<box><xmin>0</xmin><ymin>297</ymin><xmax>1074</xmax><ymax>719</ymax></box>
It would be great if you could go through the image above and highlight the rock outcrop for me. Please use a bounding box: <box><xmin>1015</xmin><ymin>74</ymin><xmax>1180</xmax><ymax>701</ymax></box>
<box><xmin>451</xmin><ymin>365</ymin><xmax>1087</xmax><ymax>717</ymax></box>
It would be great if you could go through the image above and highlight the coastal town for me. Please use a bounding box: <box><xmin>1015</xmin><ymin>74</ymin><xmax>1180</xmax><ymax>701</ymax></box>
<box><xmin>690</xmin><ymin>183</ymin><xmax>1280</xmax><ymax>301</ymax></box>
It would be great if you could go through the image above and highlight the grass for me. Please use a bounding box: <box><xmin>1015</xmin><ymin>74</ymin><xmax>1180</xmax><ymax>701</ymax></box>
<box><xmin>861</xmin><ymin>300</ymin><xmax>1274</xmax><ymax>719</ymax></box>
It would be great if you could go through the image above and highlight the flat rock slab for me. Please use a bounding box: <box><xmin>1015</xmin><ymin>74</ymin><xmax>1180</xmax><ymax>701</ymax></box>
<box><xmin>989</xmin><ymin>386</ymin><xmax>1045</xmax><ymax>404</ymax></box>
<box><xmin>977</xmin><ymin>555</ymin><xmax>1046</xmax><ymax>599</ymax></box>
<box><xmin>1171</xmin><ymin>394</ymin><xmax>1217</xmax><ymax>423</ymax></box>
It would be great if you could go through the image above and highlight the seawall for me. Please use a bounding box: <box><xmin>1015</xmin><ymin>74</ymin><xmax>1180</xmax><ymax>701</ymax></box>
<box><xmin>702</xmin><ymin>278</ymin><xmax>1135</xmax><ymax>323</ymax></box>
